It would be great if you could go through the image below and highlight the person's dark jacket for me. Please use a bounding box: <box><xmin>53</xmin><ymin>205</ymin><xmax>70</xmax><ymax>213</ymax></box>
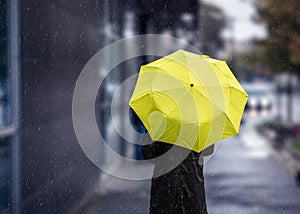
<box><xmin>142</xmin><ymin>141</ymin><xmax>207</xmax><ymax>214</ymax></box>
<box><xmin>129</xmin><ymin>107</ymin><xmax>208</xmax><ymax>214</ymax></box>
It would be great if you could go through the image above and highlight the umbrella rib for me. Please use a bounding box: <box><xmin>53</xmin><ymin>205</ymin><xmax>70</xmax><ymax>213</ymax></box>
<box><xmin>224</xmin><ymin>114</ymin><xmax>239</xmax><ymax>135</ymax></box>
<box><xmin>160</xmin><ymin>56</ymin><xmax>193</xmax><ymax>86</ymax></box>
<box><xmin>164</xmin><ymin>88</ymin><xmax>190</xmax><ymax>119</ymax></box>
<box><xmin>157</xmin><ymin>58</ymin><xmax>189</xmax><ymax>85</ymax></box>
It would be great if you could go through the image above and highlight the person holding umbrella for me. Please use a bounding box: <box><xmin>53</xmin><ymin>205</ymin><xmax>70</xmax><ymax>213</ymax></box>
<box><xmin>129</xmin><ymin>50</ymin><xmax>248</xmax><ymax>214</ymax></box>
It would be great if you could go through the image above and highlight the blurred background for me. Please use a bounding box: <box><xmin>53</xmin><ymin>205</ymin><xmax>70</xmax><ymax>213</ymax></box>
<box><xmin>0</xmin><ymin>0</ymin><xmax>300</xmax><ymax>213</ymax></box>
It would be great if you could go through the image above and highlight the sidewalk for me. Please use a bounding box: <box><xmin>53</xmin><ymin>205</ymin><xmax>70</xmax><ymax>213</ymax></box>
<box><xmin>204</xmin><ymin>132</ymin><xmax>300</xmax><ymax>214</ymax></box>
<box><xmin>75</xmin><ymin>162</ymin><xmax>152</xmax><ymax>214</ymax></box>
<box><xmin>258</xmin><ymin>126</ymin><xmax>300</xmax><ymax>184</ymax></box>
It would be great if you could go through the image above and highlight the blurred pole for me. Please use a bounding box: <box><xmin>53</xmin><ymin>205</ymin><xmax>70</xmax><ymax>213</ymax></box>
<box><xmin>276</xmin><ymin>72</ymin><xmax>296</xmax><ymax>123</ymax></box>
<box><xmin>275</xmin><ymin>74</ymin><xmax>283</xmax><ymax>121</ymax></box>
<box><xmin>287</xmin><ymin>73</ymin><xmax>297</xmax><ymax>123</ymax></box>
<box><xmin>122</xmin><ymin>11</ymin><xmax>140</xmax><ymax>159</ymax></box>
<box><xmin>98</xmin><ymin>0</ymin><xmax>111</xmax><ymax>172</ymax></box>
<box><xmin>277</xmin><ymin>89</ymin><xmax>282</xmax><ymax>121</ymax></box>
<box><xmin>287</xmin><ymin>74</ymin><xmax>293</xmax><ymax>123</ymax></box>
<box><xmin>8</xmin><ymin>0</ymin><xmax>21</xmax><ymax>213</ymax></box>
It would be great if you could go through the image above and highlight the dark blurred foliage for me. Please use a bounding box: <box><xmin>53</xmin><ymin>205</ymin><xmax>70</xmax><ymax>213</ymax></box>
<box><xmin>200</xmin><ymin>2</ymin><xmax>226</xmax><ymax>57</ymax></box>
<box><xmin>253</xmin><ymin>0</ymin><xmax>300</xmax><ymax>74</ymax></box>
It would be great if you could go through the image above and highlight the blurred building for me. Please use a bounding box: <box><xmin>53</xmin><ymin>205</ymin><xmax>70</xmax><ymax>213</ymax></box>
<box><xmin>0</xmin><ymin>0</ymin><xmax>200</xmax><ymax>213</ymax></box>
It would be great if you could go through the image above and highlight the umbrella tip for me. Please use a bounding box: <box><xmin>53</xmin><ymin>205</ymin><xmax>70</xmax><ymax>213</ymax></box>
<box><xmin>190</xmin><ymin>83</ymin><xmax>194</xmax><ymax>87</ymax></box>
<box><xmin>202</xmin><ymin>55</ymin><xmax>210</xmax><ymax>59</ymax></box>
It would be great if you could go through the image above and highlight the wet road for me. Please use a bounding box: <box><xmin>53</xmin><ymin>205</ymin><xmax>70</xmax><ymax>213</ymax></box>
<box><xmin>204</xmin><ymin>114</ymin><xmax>300</xmax><ymax>214</ymax></box>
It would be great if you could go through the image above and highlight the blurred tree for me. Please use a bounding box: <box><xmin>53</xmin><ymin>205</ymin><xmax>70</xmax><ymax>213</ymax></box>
<box><xmin>199</xmin><ymin>2</ymin><xmax>226</xmax><ymax>57</ymax></box>
<box><xmin>254</xmin><ymin>0</ymin><xmax>300</xmax><ymax>73</ymax></box>
<box><xmin>254</xmin><ymin>0</ymin><xmax>300</xmax><ymax>122</ymax></box>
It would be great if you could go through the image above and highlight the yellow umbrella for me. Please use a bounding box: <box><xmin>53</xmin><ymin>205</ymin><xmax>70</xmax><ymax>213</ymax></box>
<box><xmin>129</xmin><ymin>49</ymin><xmax>248</xmax><ymax>153</ymax></box>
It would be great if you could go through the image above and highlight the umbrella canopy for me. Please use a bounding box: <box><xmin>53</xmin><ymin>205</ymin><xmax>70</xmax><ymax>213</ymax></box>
<box><xmin>129</xmin><ymin>49</ymin><xmax>248</xmax><ymax>153</ymax></box>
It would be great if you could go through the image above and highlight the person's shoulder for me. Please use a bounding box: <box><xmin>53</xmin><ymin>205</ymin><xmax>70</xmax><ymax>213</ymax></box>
<box><xmin>202</xmin><ymin>144</ymin><xmax>215</xmax><ymax>156</ymax></box>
